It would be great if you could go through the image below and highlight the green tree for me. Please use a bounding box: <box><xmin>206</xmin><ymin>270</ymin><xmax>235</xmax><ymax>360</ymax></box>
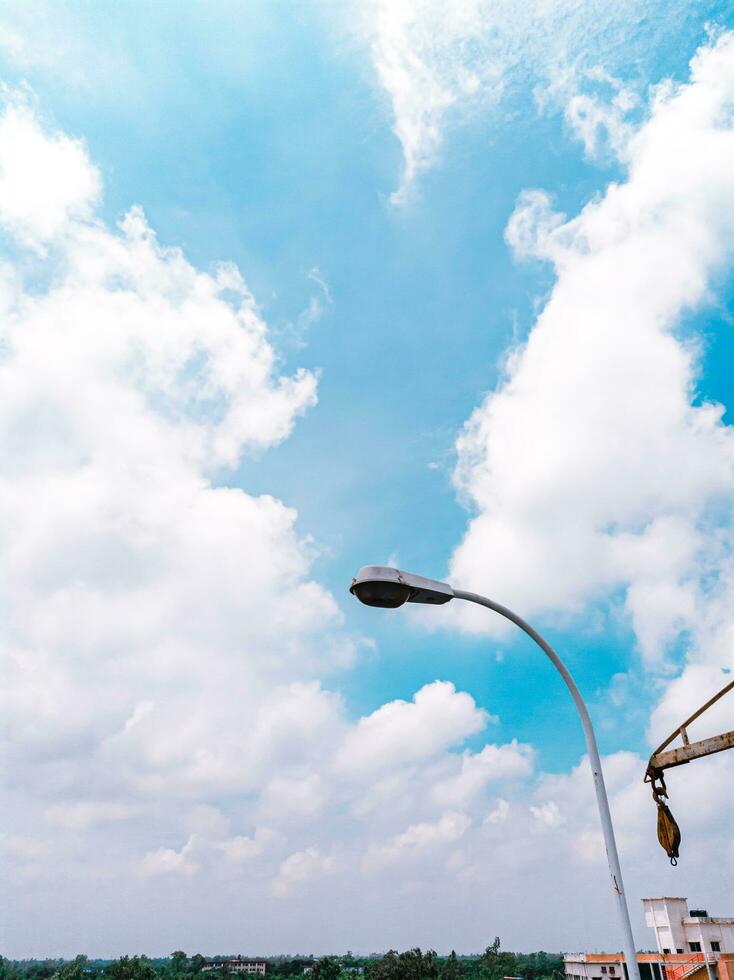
<box><xmin>106</xmin><ymin>957</ymin><xmax>157</xmax><ymax>980</ymax></box>
<box><xmin>366</xmin><ymin>948</ymin><xmax>442</xmax><ymax>980</ymax></box>
<box><xmin>59</xmin><ymin>957</ymin><xmax>88</xmax><ymax>980</ymax></box>
<box><xmin>365</xmin><ymin>951</ymin><xmax>400</xmax><ymax>980</ymax></box>
<box><xmin>513</xmin><ymin>953</ymin><xmax>563</xmax><ymax>980</ymax></box>
<box><xmin>311</xmin><ymin>960</ymin><xmax>341</xmax><ymax>980</ymax></box>
<box><xmin>0</xmin><ymin>957</ymin><xmax>23</xmax><ymax>980</ymax></box>
<box><xmin>480</xmin><ymin>939</ymin><xmax>517</xmax><ymax>980</ymax></box>
<box><xmin>423</xmin><ymin>952</ymin><xmax>438</xmax><ymax>980</ymax></box>
<box><xmin>442</xmin><ymin>952</ymin><xmax>461</xmax><ymax>980</ymax></box>
<box><xmin>169</xmin><ymin>954</ymin><xmax>188</xmax><ymax>977</ymax></box>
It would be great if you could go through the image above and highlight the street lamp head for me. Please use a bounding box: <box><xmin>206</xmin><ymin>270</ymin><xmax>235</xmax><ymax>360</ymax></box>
<box><xmin>349</xmin><ymin>566</ymin><xmax>454</xmax><ymax>608</ymax></box>
<box><xmin>349</xmin><ymin>569</ymin><xmax>411</xmax><ymax>608</ymax></box>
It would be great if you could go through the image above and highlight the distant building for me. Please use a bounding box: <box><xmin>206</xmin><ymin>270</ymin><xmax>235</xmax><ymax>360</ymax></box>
<box><xmin>565</xmin><ymin>897</ymin><xmax>734</xmax><ymax>980</ymax></box>
<box><xmin>202</xmin><ymin>961</ymin><xmax>266</xmax><ymax>975</ymax></box>
<box><xmin>644</xmin><ymin>898</ymin><xmax>734</xmax><ymax>958</ymax></box>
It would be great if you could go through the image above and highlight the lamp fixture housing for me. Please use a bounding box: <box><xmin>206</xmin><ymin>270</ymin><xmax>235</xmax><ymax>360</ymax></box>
<box><xmin>349</xmin><ymin>566</ymin><xmax>454</xmax><ymax>608</ymax></box>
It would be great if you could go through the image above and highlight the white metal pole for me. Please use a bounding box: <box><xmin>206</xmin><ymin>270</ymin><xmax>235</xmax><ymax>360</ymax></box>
<box><xmin>699</xmin><ymin>921</ymin><xmax>716</xmax><ymax>980</ymax></box>
<box><xmin>453</xmin><ymin>589</ymin><xmax>642</xmax><ymax>980</ymax></box>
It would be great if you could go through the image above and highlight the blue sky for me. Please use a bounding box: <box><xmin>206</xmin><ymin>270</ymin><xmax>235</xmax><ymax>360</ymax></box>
<box><xmin>2</xmin><ymin>0</ymin><xmax>734</xmax><ymax>960</ymax></box>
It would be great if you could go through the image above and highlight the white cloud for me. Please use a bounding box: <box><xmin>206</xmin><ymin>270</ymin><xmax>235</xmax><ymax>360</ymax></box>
<box><xmin>0</xmin><ymin>23</ymin><xmax>27</xmax><ymax>63</ymax></box>
<box><xmin>0</xmin><ymin>92</ymin><xmax>553</xmax><ymax>952</ymax></box>
<box><xmin>4</xmin><ymin>29</ymin><xmax>734</xmax><ymax>954</ymax></box>
<box><xmin>139</xmin><ymin>835</ymin><xmax>199</xmax><ymax>876</ymax></box>
<box><xmin>0</xmin><ymin>93</ymin><xmax>100</xmax><ymax>249</ymax></box>
<box><xmin>363</xmin><ymin>0</ymin><xmax>702</xmax><ymax>202</ymax></box>
<box><xmin>648</xmin><ymin>664</ymin><xmax>734</xmax><ymax>747</ymax></box>
<box><xmin>285</xmin><ymin>267</ymin><xmax>333</xmax><ymax>350</ymax></box>
<box><xmin>0</xmin><ymin>92</ymin><xmax>350</xmax><ymax>819</ymax></box>
<box><xmin>271</xmin><ymin>846</ymin><xmax>335</xmax><ymax>897</ymax></box>
<box><xmin>183</xmin><ymin>804</ymin><xmax>230</xmax><ymax>837</ymax></box>
<box><xmin>45</xmin><ymin>802</ymin><xmax>139</xmax><ymax>831</ymax></box>
<box><xmin>440</xmin><ymin>32</ymin><xmax>734</xmax><ymax>929</ymax></box>
<box><xmin>217</xmin><ymin>827</ymin><xmax>278</xmax><ymax>863</ymax></box>
<box><xmin>450</xmin><ymin>32</ymin><xmax>734</xmax><ymax>679</ymax></box>
<box><xmin>364</xmin><ymin>811</ymin><xmax>470</xmax><ymax>868</ymax></box>
<box><xmin>529</xmin><ymin>800</ymin><xmax>563</xmax><ymax>828</ymax></box>
<box><xmin>503</xmin><ymin>189</ymin><xmax>565</xmax><ymax>263</ymax></box>
<box><xmin>0</xmin><ymin>92</ymin><xmax>348</xmax><ymax>849</ymax></box>
<box><xmin>335</xmin><ymin>680</ymin><xmax>488</xmax><ymax>776</ymax></box>
<box><xmin>431</xmin><ymin>741</ymin><xmax>533</xmax><ymax>807</ymax></box>
<box><xmin>262</xmin><ymin>774</ymin><xmax>325</xmax><ymax>819</ymax></box>
<box><xmin>391</xmin><ymin>810</ymin><xmax>470</xmax><ymax>849</ymax></box>
<box><xmin>564</xmin><ymin>72</ymin><xmax>639</xmax><ymax>162</ymax></box>
<box><xmin>367</xmin><ymin>0</ymin><xmax>494</xmax><ymax>204</ymax></box>
<box><xmin>532</xmin><ymin>748</ymin><xmax>734</xmax><ymax>872</ymax></box>
<box><xmin>483</xmin><ymin>798</ymin><xmax>509</xmax><ymax>825</ymax></box>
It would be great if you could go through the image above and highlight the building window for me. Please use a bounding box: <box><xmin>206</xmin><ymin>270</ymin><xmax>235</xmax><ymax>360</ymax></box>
<box><xmin>689</xmin><ymin>944</ymin><xmax>701</xmax><ymax>953</ymax></box>
<box><xmin>602</xmin><ymin>969</ymin><xmax>607</xmax><ymax>974</ymax></box>
<box><xmin>711</xmin><ymin>943</ymin><xmax>720</xmax><ymax>953</ymax></box>
<box><xmin>662</xmin><ymin>951</ymin><xmax>670</xmax><ymax>955</ymax></box>
<box><xmin>610</xmin><ymin>969</ymin><xmax>616</xmax><ymax>974</ymax></box>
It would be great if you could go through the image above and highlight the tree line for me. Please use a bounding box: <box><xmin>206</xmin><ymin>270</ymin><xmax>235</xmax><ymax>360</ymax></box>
<box><xmin>1</xmin><ymin>942</ymin><xmax>564</xmax><ymax>980</ymax></box>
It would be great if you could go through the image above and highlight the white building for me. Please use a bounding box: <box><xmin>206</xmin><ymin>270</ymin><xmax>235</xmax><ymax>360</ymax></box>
<box><xmin>644</xmin><ymin>898</ymin><xmax>734</xmax><ymax>957</ymax></box>
<box><xmin>202</xmin><ymin>961</ymin><xmax>266</xmax><ymax>975</ymax></box>
<box><xmin>565</xmin><ymin>897</ymin><xmax>734</xmax><ymax>980</ymax></box>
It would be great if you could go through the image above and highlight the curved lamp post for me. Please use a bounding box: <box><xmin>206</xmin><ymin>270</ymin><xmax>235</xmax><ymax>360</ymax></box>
<box><xmin>350</xmin><ymin>565</ymin><xmax>641</xmax><ymax>980</ymax></box>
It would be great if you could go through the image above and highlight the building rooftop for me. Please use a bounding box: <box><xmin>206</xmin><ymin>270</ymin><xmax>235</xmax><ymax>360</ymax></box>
<box><xmin>683</xmin><ymin>918</ymin><xmax>734</xmax><ymax>925</ymax></box>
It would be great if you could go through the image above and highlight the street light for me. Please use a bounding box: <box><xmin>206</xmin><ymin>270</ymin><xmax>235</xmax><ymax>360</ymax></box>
<box><xmin>350</xmin><ymin>565</ymin><xmax>641</xmax><ymax>980</ymax></box>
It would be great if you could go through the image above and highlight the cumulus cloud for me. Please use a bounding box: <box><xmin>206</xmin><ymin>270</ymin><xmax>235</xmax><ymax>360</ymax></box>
<box><xmin>431</xmin><ymin>741</ymin><xmax>533</xmax><ymax>807</ymax></box>
<box><xmin>648</xmin><ymin>664</ymin><xmax>734</xmax><ymax>747</ymax></box>
<box><xmin>139</xmin><ymin>835</ymin><xmax>199</xmax><ymax>877</ymax></box>
<box><xmin>5</xmin><ymin>27</ymin><xmax>734</xmax><ymax>956</ymax></box>
<box><xmin>451</xmin><ymin>32</ymin><xmax>734</xmax><ymax>681</ymax></box>
<box><xmin>0</xmin><ymin>89</ymin><xmax>349</xmax><ymax>818</ymax></box>
<box><xmin>483</xmin><ymin>798</ymin><xmax>509</xmax><ymax>825</ymax></box>
<box><xmin>364</xmin><ymin>811</ymin><xmax>470</xmax><ymax>869</ymax></box>
<box><xmin>335</xmin><ymin>681</ymin><xmax>488</xmax><ymax>776</ymax></box>
<box><xmin>0</xmin><ymin>93</ymin><xmax>100</xmax><ymax>249</ymax></box>
<box><xmin>262</xmin><ymin>774</ymin><xmax>325</xmax><ymax>819</ymax></box>
<box><xmin>529</xmin><ymin>801</ymin><xmax>563</xmax><ymax>828</ymax></box>
<box><xmin>217</xmin><ymin>827</ymin><xmax>279</xmax><ymax>863</ymax></box>
<box><xmin>1</xmin><ymin>93</ymin><xmax>547</xmax><ymax>953</ymax></box>
<box><xmin>442</xmin><ymin>30</ymin><xmax>734</xmax><ymax>930</ymax></box>
<box><xmin>0</xmin><ymin>91</ymin><xmax>342</xmax><ymax>857</ymax></box>
<box><xmin>271</xmin><ymin>846</ymin><xmax>335</xmax><ymax>897</ymax></box>
<box><xmin>533</xmin><ymin>748</ymin><xmax>734</xmax><ymax>871</ymax></box>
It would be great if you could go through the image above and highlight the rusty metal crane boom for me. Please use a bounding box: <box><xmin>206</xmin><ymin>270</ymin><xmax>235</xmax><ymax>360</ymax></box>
<box><xmin>645</xmin><ymin>677</ymin><xmax>734</xmax><ymax>864</ymax></box>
